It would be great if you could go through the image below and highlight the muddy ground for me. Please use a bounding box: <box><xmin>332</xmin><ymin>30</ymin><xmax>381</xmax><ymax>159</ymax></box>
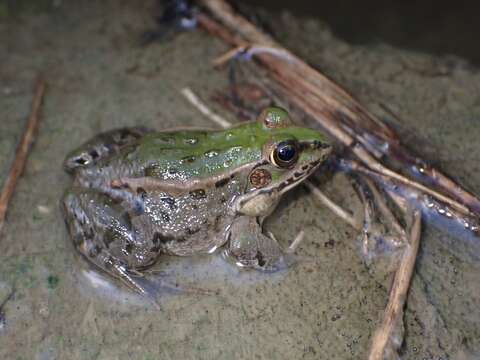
<box><xmin>1</xmin><ymin>1</ymin><xmax>479</xmax><ymax>359</ymax></box>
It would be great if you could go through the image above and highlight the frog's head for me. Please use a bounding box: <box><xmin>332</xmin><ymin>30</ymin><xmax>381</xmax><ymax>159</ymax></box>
<box><xmin>233</xmin><ymin>107</ymin><xmax>332</xmax><ymax>216</ymax></box>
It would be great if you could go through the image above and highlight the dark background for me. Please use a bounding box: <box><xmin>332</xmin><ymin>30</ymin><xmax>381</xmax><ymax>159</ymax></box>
<box><xmin>241</xmin><ymin>0</ymin><xmax>480</xmax><ymax>66</ymax></box>
<box><xmin>3</xmin><ymin>0</ymin><xmax>479</xmax><ymax>65</ymax></box>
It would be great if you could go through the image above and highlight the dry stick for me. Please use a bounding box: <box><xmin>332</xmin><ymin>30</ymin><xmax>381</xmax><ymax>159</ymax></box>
<box><xmin>180</xmin><ymin>87</ymin><xmax>232</xmax><ymax>128</ymax></box>
<box><xmin>0</xmin><ymin>78</ymin><xmax>46</xmax><ymax>235</ymax></box>
<box><xmin>304</xmin><ymin>181</ymin><xmax>361</xmax><ymax>231</ymax></box>
<box><xmin>363</xmin><ymin>178</ymin><xmax>406</xmax><ymax>239</ymax></box>
<box><xmin>196</xmin><ymin>0</ymin><xmax>480</xmax><ymax>217</ymax></box>
<box><xmin>345</xmin><ymin>157</ymin><xmax>480</xmax><ymax>237</ymax></box>
<box><xmin>0</xmin><ymin>287</ymin><xmax>15</xmax><ymax>326</ymax></box>
<box><xmin>181</xmin><ymin>88</ymin><xmax>230</xmax><ymax>129</ymax></box>
<box><xmin>368</xmin><ymin>211</ymin><xmax>422</xmax><ymax>360</ymax></box>
<box><xmin>356</xmin><ymin>177</ymin><xmax>407</xmax><ymax>263</ymax></box>
<box><xmin>353</xmin><ymin>178</ymin><xmax>378</xmax><ymax>260</ymax></box>
<box><xmin>287</xmin><ymin>230</ymin><xmax>305</xmax><ymax>253</ymax></box>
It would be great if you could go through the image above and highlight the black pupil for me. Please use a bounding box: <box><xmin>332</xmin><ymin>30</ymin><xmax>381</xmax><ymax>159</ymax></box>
<box><xmin>277</xmin><ymin>144</ymin><xmax>296</xmax><ymax>162</ymax></box>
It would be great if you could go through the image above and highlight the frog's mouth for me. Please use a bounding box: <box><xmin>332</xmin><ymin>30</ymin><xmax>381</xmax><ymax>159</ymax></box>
<box><xmin>273</xmin><ymin>156</ymin><xmax>327</xmax><ymax>195</ymax></box>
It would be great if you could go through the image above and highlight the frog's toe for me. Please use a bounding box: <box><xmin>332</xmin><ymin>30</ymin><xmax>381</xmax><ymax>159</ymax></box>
<box><xmin>259</xmin><ymin>252</ymin><xmax>296</xmax><ymax>272</ymax></box>
<box><xmin>224</xmin><ymin>246</ymin><xmax>293</xmax><ymax>273</ymax></box>
<box><xmin>124</xmin><ymin>271</ymin><xmax>218</xmax><ymax>307</ymax></box>
<box><xmin>82</xmin><ymin>242</ymin><xmax>165</xmax><ymax>308</ymax></box>
<box><xmin>117</xmin><ymin>269</ymin><xmax>163</xmax><ymax>309</ymax></box>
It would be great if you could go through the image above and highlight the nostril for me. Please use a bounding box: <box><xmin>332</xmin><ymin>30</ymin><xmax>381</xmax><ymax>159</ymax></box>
<box><xmin>89</xmin><ymin>150</ymin><xmax>99</xmax><ymax>159</ymax></box>
<box><xmin>75</xmin><ymin>156</ymin><xmax>89</xmax><ymax>165</ymax></box>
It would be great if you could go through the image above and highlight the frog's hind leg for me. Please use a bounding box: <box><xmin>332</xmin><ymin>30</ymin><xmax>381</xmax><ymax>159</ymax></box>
<box><xmin>64</xmin><ymin>127</ymin><xmax>152</xmax><ymax>172</ymax></box>
<box><xmin>92</xmin><ymin>250</ymin><xmax>160</xmax><ymax>303</ymax></box>
<box><xmin>61</xmin><ymin>188</ymin><xmax>161</xmax><ymax>307</ymax></box>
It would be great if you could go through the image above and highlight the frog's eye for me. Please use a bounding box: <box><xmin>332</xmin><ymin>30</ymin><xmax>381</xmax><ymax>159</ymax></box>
<box><xmin>270</xmin><ymin>140</ymin><xmax>299</xmax><ymax>168</ymax></box>
<box><xmin>259</xmin><ymin>107</ymin><xmax>292</xmax><ymax>128</ymax></box>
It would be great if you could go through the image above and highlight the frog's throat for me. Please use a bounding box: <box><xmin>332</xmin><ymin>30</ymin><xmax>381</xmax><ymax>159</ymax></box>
<box><xmin>232</xmin><ymin>157</ymin><xmax>325</xmax><ymax>216</ymax></box>
<box><xmin>109</xmin><ymin>161</ymin><xmax>259</xmax><ymax>197</ymax></box>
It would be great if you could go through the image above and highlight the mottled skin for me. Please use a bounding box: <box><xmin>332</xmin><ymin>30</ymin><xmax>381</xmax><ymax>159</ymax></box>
<box><xmin>62</xmin><ymin>107</ymin><xmax>331</xmax><ymax>299</ymax></box>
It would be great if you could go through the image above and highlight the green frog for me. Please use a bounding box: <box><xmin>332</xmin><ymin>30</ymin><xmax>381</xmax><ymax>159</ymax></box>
<box><xmin>61</xmin><ymin>107</ymin><xmax>331</xmax><ymax>299</ymax></box>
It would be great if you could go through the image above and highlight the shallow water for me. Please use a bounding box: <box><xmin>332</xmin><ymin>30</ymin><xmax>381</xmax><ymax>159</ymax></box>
<box><xmin>1</xmin><ymin>1</ymin><xmax>480</xmax><ymax>359</ymax></box>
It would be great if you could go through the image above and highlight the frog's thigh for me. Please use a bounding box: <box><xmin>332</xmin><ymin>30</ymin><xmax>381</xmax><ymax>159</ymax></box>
<box><xmin>227</xmin><ymin>216</ymin><xmax>286</xmax><ymax>271</ymax></box>
<box><xmin>62</xmin><ymin>188</ymin><xmax>152</xmax><ymax>294</ymax></box>
<box><xmin>64</xmin><ymin>127</ymin><xmax>152</xmax><ymax>172</ymax></box>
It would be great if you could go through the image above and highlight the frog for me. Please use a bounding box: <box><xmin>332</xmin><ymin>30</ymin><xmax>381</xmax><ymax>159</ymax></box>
<box><xmin>61</xmin><ymin>107</ymin><xmax>331</xmax><ymax>301</ymax></box>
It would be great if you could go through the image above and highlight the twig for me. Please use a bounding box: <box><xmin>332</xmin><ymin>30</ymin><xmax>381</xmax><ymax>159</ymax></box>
<box><xmin>368</xmin><ymin>211</ymin><xmax>422</xmax><ymax>360</ymax></box>
<box><xmin>0</xmin><ymin>77</ymin><xmax>46</xmax><ymax>235</ymax></box>
<box><xmin>287</xmin><ymin>230</ymin><xmax>305</xmax><ymax>253</ymax></box>
<box><xmin>351</xmin><ymin>146</ymin><xmax>471</xmax><ymax>216</ymax></box>
<box><xmin>352</xmin><ymin>175</ymin><xmax>407</xmax><ymax>262</ymax></box>
<box><xmin>0</xmin><ymin>289</ymin><xmax>15</xmax><ymax>313</ymax></box>
<box><xmin>344</xmin><ymin>157</ymin><xmax>471</xmax><ymax>217</ymax></box>
<box><xmin>343</xmin><ymin>158</ymin><xmax>480</xmax><ymax>238</ymax></box>
<box><xmin>0</xmin><ymin>288</ymin><xmax>15</xmax><ymax>330</ymax></box>
<box><xmin>304</xmin><ymin>181</ymin><xmax>361</xmax><ymax>230</ymax></box>
<box><xmin>180</xmin><ymin>87</ymin><xmax>232</xmax><ymax>129</ymax></box>
<box><xmin>363</xmin><ymin>177</ymin><xmax>406</xmax><ymax>238</ymax></box>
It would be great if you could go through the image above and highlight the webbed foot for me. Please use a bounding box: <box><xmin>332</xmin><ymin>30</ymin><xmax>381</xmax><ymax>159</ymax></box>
<box><xmin>225</xmin><ymin>216</ymin><xmax>297</xmax><ymax>272</ymax></box>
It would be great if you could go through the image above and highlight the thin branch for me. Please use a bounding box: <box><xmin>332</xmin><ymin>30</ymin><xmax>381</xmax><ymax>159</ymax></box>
<box><xmin>180</xmin><ymin>87</ymin><xmax>231</xmax><ymax>129</ymax></box>
<box><xmin>344</xmin><ymin>157</ymin><xmax>471</xmax><ymax>217</ymax></box>
<box><xmin>0</xmin><ymin>288</ymin><xmax>15</xmax><ymax>313</ymax></box>
<box><xmin>363</xmin><ymin>177</ymin><xmax>406</xmax><ymax>238</ymax></box>
<box><xmin>287</xmin><ymin>230</ymin><xmax>305</xmax><ymax>253</ymax></box>
<box><xmin>368</xmin><ymin>211</ymin><xmax>422</xmax><ymax>360</ymax></box>
<box><xmin>304</xmin><ymin>181</ymin><xmax>361</xmax><ymax>230</ymax></box>
<box><xmin>0</xmin><ymin>287</ymin><xmax>15</xmax><ymax>329</ymax></box>
<box><xmin>0</xmin><ymin>77</ymin><xmax>46</xmax><ymax>235</ymax></box>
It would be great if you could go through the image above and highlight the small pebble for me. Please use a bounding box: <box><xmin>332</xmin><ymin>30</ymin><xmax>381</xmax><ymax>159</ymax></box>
<box><xmin>37</xmin><ymin>205</ymin><xmax>51</xmax><ymax>215</ymax></box>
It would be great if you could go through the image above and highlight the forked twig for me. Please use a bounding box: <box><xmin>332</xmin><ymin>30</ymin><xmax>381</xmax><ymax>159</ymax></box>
<box><xmin>363</xmin><ymin>177</ymin><xmax>406</xmax><ymax>239</ymax></box>
<box><xmin>0</xmin><ymin>77</ymin><xmax>46</xmax><ymax>235</ymax></box>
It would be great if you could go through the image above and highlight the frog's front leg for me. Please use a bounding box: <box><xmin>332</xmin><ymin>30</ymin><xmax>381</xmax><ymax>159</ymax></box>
<box><xmin>226</xmin><ymin>216</ymin><xmax>293</xmax><ymax>271</ymax></box>
<box><xmin>61</xmin><ymin>188</ymin><xmax>159</xmax><ymax>300</ymax></box>
<box><xmin>64</xmin><ymin>127</ymin><xmax>152</xmax><ymax>172</ymax></box>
